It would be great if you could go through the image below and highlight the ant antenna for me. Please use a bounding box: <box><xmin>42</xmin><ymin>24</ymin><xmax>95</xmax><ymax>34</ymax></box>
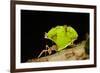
<box><xmin>44</xmin><ymin>32</ymin><xmax>48</xmax><ymax>39</ymax></box>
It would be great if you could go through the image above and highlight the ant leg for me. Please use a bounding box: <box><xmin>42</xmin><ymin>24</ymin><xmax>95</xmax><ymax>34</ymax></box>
<box><xmin>70</xmin><ymin>40</ymin><xmax>74</xmax><ymax>45</ymax></box>
<box><xmin>70</xmin><ymin>40</ymin><xmax>76</xmax><ymax>47</ymax></box>
<box><xmin>38</xmin><ymin>45</ymin><xmax>50</xmax><ymax>58</ymax></box>
<box><xmin>46</xmin><ymin>45</ymin><xmax>49</xmax><ymax>50</ymax></box>
<box><xmin>51</xmin><ymin>45</ymin><xmax>57</xmax><ymax>51</ymax></box>
<box><xmin>45</xmin><ymin>50</ymin><xmax>47</xmax><ymax>56</ymax></box>
<box><xmin>48</xmin><ymin>48</ymin><xmax>52</xmax><ymax>55</ymax></box>
<box><xmin>38</xmin><ymin>50</ymin><xmax>48</xmax><ymax>58</ymax></box>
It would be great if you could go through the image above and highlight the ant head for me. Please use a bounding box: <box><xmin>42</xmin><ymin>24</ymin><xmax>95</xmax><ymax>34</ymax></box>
<box><xmin>45</xmin><ymin>38</ymin><xmax>56</xmax><ymax>47</ymax></box>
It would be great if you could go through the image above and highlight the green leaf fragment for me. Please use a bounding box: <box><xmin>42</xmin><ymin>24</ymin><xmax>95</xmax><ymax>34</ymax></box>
<box><xmin>47</xmin><ymin>25</ymin><xmax>78</xmax><ymax>51</ymax></box>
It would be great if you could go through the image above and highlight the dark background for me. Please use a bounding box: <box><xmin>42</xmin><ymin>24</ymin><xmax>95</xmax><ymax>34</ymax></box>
<box><xmin>21</xmin><ymin>10</ymin><xmax>89</xmax><ymax>63</ymax></box>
